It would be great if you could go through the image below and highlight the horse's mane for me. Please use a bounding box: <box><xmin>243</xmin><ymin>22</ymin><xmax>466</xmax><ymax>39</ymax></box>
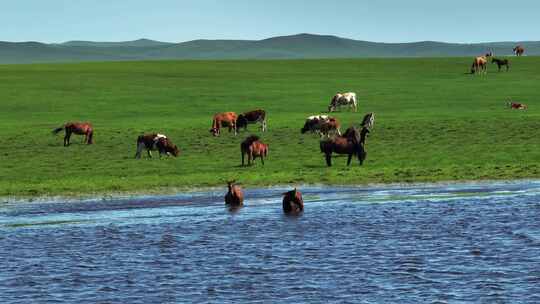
<box><xmin>242</xmin><ymin>135</ymin><xmax>260</xmax><ymax>146</ymax></box>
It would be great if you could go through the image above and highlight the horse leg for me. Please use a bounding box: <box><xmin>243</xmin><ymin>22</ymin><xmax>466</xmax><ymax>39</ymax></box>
<box><xmin>147</xmin><ymin>150</ymin><xmax>153</xmax><ymax>158</ymax></box>
<box><xmin>325</xmin><ymin>152</ymin><xmax>332</xmax><ymax>167</ymax></box>
<box><xmin>241</xmin><ymin>151</ymin><xmax>245</xmax><ymax>166</ymax></box>
<box><xmin>64</xmin><ymin>131</ymin><xmax>71</xmax><ymax>146</ymax></box>
<box><xmin>260</xmin><ymin>154</ymin><xmax>265</xmax><ymax>166</ymax></box>
<box><xmin>248</xmin><ymin>152</ymin><xmax>252</xmax><ymax>166</ymax></box>
<box><xmin>347</xmin><ymin>153</ymin><xmax>353</xmax><ymax>166</ymax></box>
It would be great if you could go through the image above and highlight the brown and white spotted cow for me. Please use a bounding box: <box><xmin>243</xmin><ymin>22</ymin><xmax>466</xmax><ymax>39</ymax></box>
<box><xmin>328</xmin><ymin>92</ymin><xmax>357</xmax><ymax>112</ymax></box>
<box><xmin>301</xmin><ymin>115</ymin><xmax>330</xmax><ymax>134</ymax></box>
<box><xmin>135</xmin><ymin>133</ymin><xmax>180</xmax><ymax>159</ymax></box>
<box><xmin>236</xmin><ymin>109</ymin><xmax>267</xmax><ymax>132</ymax></box>
<box><xmin>210</xmin><ymin>112</ymin><xmax>238</xmax><ymax>136</ymax></box>
<box><xmin>319</xmin><ymin>117</ymin><xmax>342</xmax><ymax>138</ymax></box>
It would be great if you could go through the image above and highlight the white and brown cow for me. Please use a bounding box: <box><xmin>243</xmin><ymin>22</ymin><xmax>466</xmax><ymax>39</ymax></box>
<box><xmin>236</xmin><ymin>109</ymin><xmax>267</xmax><ymax>132</ymax></box>
<box><xmin>135</xmin><ymin>133</ymin><xmax>180</xmax><ymax>159</ymax></box>
<box><xmin>301</xmin><ymin>115</ymin><xmax>341</xmax><ymax>137</ymax></box>
<box><xmin>328</xmin><ymin>92</ymin><xmax>357</xmax><ymax>112</ymax></box>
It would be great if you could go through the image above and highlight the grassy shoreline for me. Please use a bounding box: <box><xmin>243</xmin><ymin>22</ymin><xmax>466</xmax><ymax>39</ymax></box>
<box><xmin>1</xmin><ymin>58</ymin><xmax>539</xmax><ymax>198</ymax></box>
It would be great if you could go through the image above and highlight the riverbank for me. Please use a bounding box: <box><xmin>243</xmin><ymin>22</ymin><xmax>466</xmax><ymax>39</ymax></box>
<box><xmin>1</xmin><ymin>58</ymin><xmax>539</xmax><ymax>197</ymax></box>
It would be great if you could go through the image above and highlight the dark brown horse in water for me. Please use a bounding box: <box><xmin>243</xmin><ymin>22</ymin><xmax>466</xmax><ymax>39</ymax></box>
<box><xmin>52</xmin><ymin>122</ymin><xmax>94</xmax><ymax>146</ymax></box>
<box><xmin>320</xmin><ymin>126</ymin><xmax>368</xmax><ymax>167</ymax></box>
<box><xmin>225</xmin><ymin>180</ymin><xmax>244</xmax><ymax>208</ymax></box>
<box><xmin>241</xmin><ymin>135</ymin><xmax>268</xmax><ymax>166</ymax></box>
<box><xmin>282</xmin><ymin>188</ymin><xmax>304</xmax><ymax>215</ymax></box>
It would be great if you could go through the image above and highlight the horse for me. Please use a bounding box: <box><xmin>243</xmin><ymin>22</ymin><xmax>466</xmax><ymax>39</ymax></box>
<box><xmin>320</xmin><ymin>126</ymin><xmax>368</xmax><ymax>167</ymax></box>
<box><xmin>240</xmin><ymin>135</ymin><xmax>268</xmax><ymax>166</ymax></box>
<box><xmin>319</xmin><ymin>117</ymin><xmax>342</xmax><ymax>138</ymax></box>
<box><xmin>471</xmin><ymin>56</ymin><xmax>488</xmax><ymax>74</ymax></box>
<box><xmin>225</xmin><ymin>180</ymin><xmax>244</xmax><ymax>208</ymax></box>
<box><xmin>513</xmin><ymin>45</ymin><xmax>524</xmax><ymax>56</ymax></box>
<box><xmin>282</xmin><ymin>188</ymin><xmax>304</xmax><ymax>215</ymax></box>
<box><xmin>135</xmin><ymin>133</ymin><xmax>180</xmax><ymax>158</ymax></box>
<box><xmin>210</xmin><ymin>112</ymin><xmax>238</xmax><ymax>137</ymax></box>
<box><xmin>52</xmin><ymin>122</ymin><xmax>94</xmax><ymax>146</ymax></box>
<box><xmin>492</xmin><ymin>58</ymin><xmax>510</xmax><ymax>72</ymax></box>
<box><xmin>360</xmin><ymin>112</ymin><xmax>375</xmax><ymax>129</ymax></box>
<box><xmin>301</xmin><ymin>115</ymin><xmax>330</xmax><ymax>134</ymax></box>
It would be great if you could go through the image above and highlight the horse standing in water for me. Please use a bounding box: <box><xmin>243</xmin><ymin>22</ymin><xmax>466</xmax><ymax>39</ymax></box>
<box><xmin>492</xmin><ymin>58</ymin><xmax>510</xmax><ymax>72</ymax></box>
<box><xmin>225</xmin><ymin>180</ymin><xmax>244</xmax><ymax>208</ymax></box>
<box><xmin>52</xmin><ymin>122</ymin><xmax>94</xmax><ymax>146</ymax></box>
<box><xmin>282</xmin><ymin>188</ymin><xmax>304</xmax><ymax>215</ymax></box>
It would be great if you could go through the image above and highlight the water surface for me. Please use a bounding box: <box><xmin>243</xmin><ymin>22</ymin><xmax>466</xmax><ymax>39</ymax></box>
<box><xmin>1</xmin><ymin>181</ymin><xmax>540</xmax><ymax>303</ymax></box>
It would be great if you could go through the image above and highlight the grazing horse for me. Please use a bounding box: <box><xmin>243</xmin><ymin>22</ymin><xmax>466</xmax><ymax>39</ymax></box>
<box><xmin>471</xmin><ymin>56</ymin><xmax>488</xmax><ymax>74</ymax></box>
<box><xmin>52</xmin><ymin>122</ymin><xmax>94</xmax><ymax>146</ymax></box>
<box><xmin>513</xmin><ymin>45</ymin><xmax>524</xmax><ymax>56</ymax></box>
<box><xmin>320</xmin><ymin>127</ymin><xmax>368</xmax><ymax>167</ymax></box>
<box><xmin>282</xmin><ymin>188</ymin><xmax>304</xmax><ymax>215</ymax></box>
<box><xmin>210</xmin><ymin>112</ymin><xmax>238</xmax><ymax>136</ymax></box>
<box><xmin>360</xmin><ymin>112</ymin><xmax>375</xmax><ymax>129</ymax></box>
<box><xmin>240</xmin><ymin>135</ymin><xmax>269</xmax><ymax>166</ymax></box>
<box><xmin>225</xmin><ymin>180</ymin><xmax>244</xmax><ymax>208</ymax></box>
<box><xmin>135</xmin><ymin>133</ymin><xmax>180</xmax><ymax>158</ymax></box>
<box><xmin>492</xmin><ymin>58</ymin><xmax>510</xmax><ymax>72</ymax></box>
<box><xmin>507</xmin><ymin>101</ymin><xmax>528</xmax><ymax>110</ymax></box>
<box><xmin>237</xmin><ymin>109</ymin><xmax>267</xmax><ymax>132</ymax></box>
<box><xmin>328</xmin><ymin>92</ymin><xmax>357</xmax><ymax>112</ymax></box>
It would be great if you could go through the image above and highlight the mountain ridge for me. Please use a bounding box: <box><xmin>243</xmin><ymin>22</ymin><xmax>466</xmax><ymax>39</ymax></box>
<box><xmin>1</xmin><ymin>33</ymin><xmax>539</xmax><ymax>64</ymax></box>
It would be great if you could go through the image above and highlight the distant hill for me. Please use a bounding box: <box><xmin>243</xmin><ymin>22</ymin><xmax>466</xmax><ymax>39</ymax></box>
<box><xmin>1</xmin><ymin>33</ymin><xmax>540</xmax><ymax>64</ymax></box>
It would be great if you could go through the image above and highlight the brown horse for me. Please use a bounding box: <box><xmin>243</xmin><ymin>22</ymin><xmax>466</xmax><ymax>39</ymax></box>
<box><xmin>492</xmin><ymin>58</ymin><xmax>510</xmax><ymax>72</ymax></box>
<box><xmin>471</xmin><ymin>56</ymin><xmax>488</xmax><ymax>74</ymax></box>
<box><xmin>513</xmin><ymin>45</ymin><xmax>524</xmax><ymax>56</ymax></box>
<box><xmin>241</xmin><ymin>135</ymin><xmax>268</xmax><ymax>166</ymax></box>
<box><xmin>52</xmin><ymin>122</ymin><xmax>94</xmax><ymax>146</ymax></box>
<box><xmin>225</xmin><ymin>180</ymin><xmax>244</xmax><ymax>208</ymax></box>
<box><xmin>210</xmin><ymin>112</ymin><xmax>238</xmax><ymax>137</ymax></box>
<box><xmin>320</xmin><ymin>126</ymin><xmax>368</xmax><ymax>167</ymax></box>
<box><xmin>282</xmin><ymin>188</ymin><xmax>304</xmax><ymax>215</ymax></box>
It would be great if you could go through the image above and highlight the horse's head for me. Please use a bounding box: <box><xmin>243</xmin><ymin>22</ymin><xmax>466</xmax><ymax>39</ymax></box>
<box><xmin>236</xmin><ymin>115</ymin><xmax>247</xmax><ymax>129</ymax></box>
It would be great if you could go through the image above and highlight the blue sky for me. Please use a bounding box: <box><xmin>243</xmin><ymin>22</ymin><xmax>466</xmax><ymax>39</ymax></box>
<box><xmin>2</xmin><ymin>0</ymin><xmax>539</xmax><ymax>43</ymax></box>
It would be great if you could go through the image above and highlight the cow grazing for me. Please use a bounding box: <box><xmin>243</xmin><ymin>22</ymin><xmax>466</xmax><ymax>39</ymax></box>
<box><xmin>319</xmin><ymin>117</ymin><xmax>342</xmax><ymax>138</ymax></box>
<box><xmin>135</xmin><ymin>133</ymin><xmax>180</xmax><ymax>159</ymax></box>
<box><xmin>301</xmin><ymin>115</ymin><xmax>330</xmax><ymax>134</ymax></box>
<box><xmin>210</xmin><ymin>112</ymin><xmax>238</xmax><ymax>137</ymax></box>
<box><xmin>237</xmin><ymin>109</ymin><xmax>267</xmax><ymax>132</ymax></box>
<box><xmin>328</xmin><ymin>92</ymin><xmax>357</xmax><ymax>112</ymax></box>
<box><xmin>507</xmin><ymin>102</ymin><xmax>528</xmax><ymax>110</ymax></box>
<box><xmin>225</xmin><ymin>180</ymin><xmax>244</xmax><ymax>208</ymax></box>
<box><xmin>282</xmin><ymin>188</ymin><xmax>304</xmax><ymax>215</ymax></box>
<box><xmin>360</xmin><ymin>112</ymin><xmax>375</xmax><ymax>129</ymax></box>
<box><xmin>240</xmin><ymin>135</ymin><xmax>269</xmax><ymax>166</ymax></box>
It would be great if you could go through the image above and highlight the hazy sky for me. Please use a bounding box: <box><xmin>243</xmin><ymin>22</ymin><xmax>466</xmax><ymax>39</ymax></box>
<box><xmin>2</xmin><ymin>0</ymin><xmax>538</xmax><ymax>43</ymax></box>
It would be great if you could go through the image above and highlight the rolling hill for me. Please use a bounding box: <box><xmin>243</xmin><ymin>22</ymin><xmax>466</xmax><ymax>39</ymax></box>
<box><xmin>1</xmin><ymin>33</ymin><xmax>539</xmax><ymax>64</ymax></box>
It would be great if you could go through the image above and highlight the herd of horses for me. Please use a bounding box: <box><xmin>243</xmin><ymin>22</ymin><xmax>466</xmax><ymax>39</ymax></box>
<box><xmin>51</xmin><ymin>47</ymin><xmax>530</xmax><ymax>213</ymax></box>
<box><xmin>470</xmin><ymin>45</ymin><xmax>524</xmax><ymax>75</ymax></box>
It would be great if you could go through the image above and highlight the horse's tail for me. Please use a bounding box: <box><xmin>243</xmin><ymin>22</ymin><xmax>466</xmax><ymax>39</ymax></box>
<box><xmin>52</xmin><ymin>125</ymin><xmax>64</xmax><ymax>135</ymax></box>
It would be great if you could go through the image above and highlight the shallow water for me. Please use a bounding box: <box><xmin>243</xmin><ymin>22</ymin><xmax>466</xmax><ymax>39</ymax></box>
<box><xmin>1</xmin><ymin>181</ymin><xmax>540</xmax><ymax>303</ymax></box>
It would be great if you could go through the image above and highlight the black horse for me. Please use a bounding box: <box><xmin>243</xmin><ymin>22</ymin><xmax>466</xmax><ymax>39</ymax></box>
<box><xmin>492</xmin><ymin>58</ymin><xmax>510</xmax><ymax>72</ymax></box>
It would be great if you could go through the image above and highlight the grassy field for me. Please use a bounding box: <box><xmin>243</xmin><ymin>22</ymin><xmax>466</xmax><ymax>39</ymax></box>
<box><xmin>1</xmin><ymin>57</ymin><xmax>539</xmax><ymax>197</ymax></box>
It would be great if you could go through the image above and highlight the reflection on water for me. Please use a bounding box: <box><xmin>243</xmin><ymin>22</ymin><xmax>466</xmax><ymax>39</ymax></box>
<box><xmin>1</xmin><ymin>181</ymin><xmax>540</xmax><ymax>303</ymax></box>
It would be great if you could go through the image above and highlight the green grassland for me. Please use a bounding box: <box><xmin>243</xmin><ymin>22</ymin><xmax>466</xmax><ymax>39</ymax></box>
<box><xmin>1</xmin><ymin>57</ymin><xmax>539</xmax><ymax>197</ymax></box>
